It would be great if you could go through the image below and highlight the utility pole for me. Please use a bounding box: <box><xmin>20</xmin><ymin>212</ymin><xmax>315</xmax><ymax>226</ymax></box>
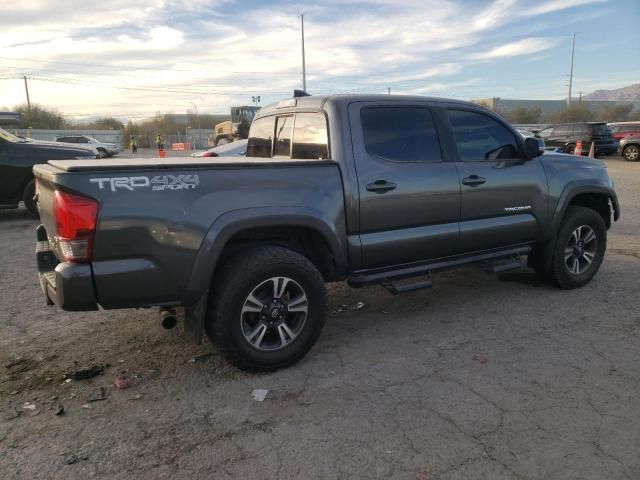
<box><xmin>189</xmin><ymin>102</ymin><xmax>199</xmax><ymax>149</ymax></box>
<box><xmin>387</xmin><ymin>87</ymin><xmax>391</xmax><ymax>95</ymax></box>
<box><xmin>23</xmin><ymin>75</ymin><xmax>31</xmax><ymax>112</ymax></box>
<box><xmin>578</xmin><ymin>91</ymin><xmax>583</xmax><ymax>103</ymax></box>
<box><xmin>300</xmin><ymin>14</ymin><xmax>307</xmax><ymax>92</ymax></box>
<box><xmin>567</xmin><ymin>33</ymin><xmax>575</xmax><ymax>106</ymax></box>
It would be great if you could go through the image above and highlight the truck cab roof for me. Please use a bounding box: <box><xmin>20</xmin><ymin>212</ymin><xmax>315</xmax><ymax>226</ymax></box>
<box><xmin>256</xmin><ymin>93</ymin><xmax>486</xmax><ymax>118</ymax></box>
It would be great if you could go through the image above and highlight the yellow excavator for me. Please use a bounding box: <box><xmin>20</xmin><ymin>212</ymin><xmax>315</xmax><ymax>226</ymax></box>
<box><xmin>212</xmin><ymin>106</ymin><xmax>260</xmax><ymax>146</ymax></box>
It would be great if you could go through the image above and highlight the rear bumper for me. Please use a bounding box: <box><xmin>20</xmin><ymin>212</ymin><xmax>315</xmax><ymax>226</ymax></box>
<box><xmin>36</xmin><ymin>225</ymin><xmax>98</xmax><ymax>311</ymax></box>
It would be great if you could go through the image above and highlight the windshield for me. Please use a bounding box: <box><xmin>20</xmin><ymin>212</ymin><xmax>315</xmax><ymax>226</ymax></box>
<box><xmin>0</xmin><ymin>127</ymin><xmax>25</xmax><ymax>143</ymax></box>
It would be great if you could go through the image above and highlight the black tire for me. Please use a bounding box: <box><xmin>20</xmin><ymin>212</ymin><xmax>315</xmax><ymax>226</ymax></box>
<box><xmin>205</xmin><ymin>246</ymin><xmax>327</xmax><ymax>372</ymax></box>
<box><xmin>622</xmin><ymin>144</ymin><xmax>639</xmax><ymax>162</ymax></box>
<box><xmin>543</xmin><ymin>206</ymin><xmax>606</xmax><ymax>289</ymax></box>
<box><xmin>22</xmin><ymin>180</ymin><xmax>39</xmax><ymax>218</ymax></box>
<box><xmin>97</xmin><ymin>148</ymin><xmax>107</xmax><ymax>158</ymax></box>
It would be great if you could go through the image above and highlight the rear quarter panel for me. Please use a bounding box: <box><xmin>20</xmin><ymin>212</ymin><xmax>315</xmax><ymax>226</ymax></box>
<box><xmin>35</xmin><ymin>162</ymin><xmax>346</xmax><ymax>308</ymax></box>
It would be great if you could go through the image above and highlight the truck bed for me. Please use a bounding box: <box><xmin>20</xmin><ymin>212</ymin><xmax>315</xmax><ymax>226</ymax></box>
<box><xmin>33</xmin><ymin>157</ymin><xmax>347</xmax><ymax>310</ymax></box>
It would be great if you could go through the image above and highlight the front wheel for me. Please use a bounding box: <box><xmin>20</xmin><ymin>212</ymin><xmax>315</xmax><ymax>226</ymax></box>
<box><xmin>623</xmin><ymin>144</ymin><xmax>639</xmax><ymax>161</ymax></box>
<box><xmin>542</xmin><ymin>206</ymin><xmax>607</xmax><ymax>289</ymax></box>
<box><xmin>206</xmin><ymin>246</ymin><xmax>327</xmax><ymax>371</ymax></box>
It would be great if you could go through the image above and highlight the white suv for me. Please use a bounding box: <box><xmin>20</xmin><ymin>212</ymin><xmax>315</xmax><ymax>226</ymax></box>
<box><xmin>55</xmin><ymin>135</ymin><xmax>120</xmax><ymax>158</ymax></box>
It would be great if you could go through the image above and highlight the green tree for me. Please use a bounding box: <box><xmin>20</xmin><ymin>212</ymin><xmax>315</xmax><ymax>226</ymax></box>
<box><xmin>504</xmin><ymin>107</ymin><xmax>542</xmax><ymax>124</ymax></box>
<box><xmin>13</xmin><ymin>103</ymin><xmax>66</xmax><ymax>129</ymax></box>
<box><xmin>546</xmin><ymin>104</ymin><xmax>593</xmax><ymax>123</ymax></box>
<box><xmin>600</xmin><ymin>104</ymin><xmax>634</xmax><ymax>122</ymax></box>
<box><xmin>86</xmin><ymin>117</ymin><xmax>124</xmax><ymax>130</ymax></box>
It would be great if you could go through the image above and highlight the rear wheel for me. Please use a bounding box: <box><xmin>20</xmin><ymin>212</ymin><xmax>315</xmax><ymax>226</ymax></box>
<box><xmin>22</xmin><ymin>180</ymin><xmax>38</xmax><ymax>217</ymax></box>
<box><xmin>97</xmin><ymin>148</ymin><xmax>107</xmax><ymax>158</ymax></box>
<box><xmin>205</xmin><ymin>246</ymin><xmax>327</xmax><ymax>371</ymax></box>
<box><xmin>536</xmin><ymin>206</ymin><xmax>606</xmax><ymax>289</ymax></box>
<box><xmin>623</xmin><ymin>144</ymin><xmax>639</xmax><ymax>161</ymax></box>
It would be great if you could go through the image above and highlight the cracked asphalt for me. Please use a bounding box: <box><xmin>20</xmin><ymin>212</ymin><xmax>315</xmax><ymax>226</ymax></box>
<box><xmin>1</xmin><ymin>155</ymin><xmax>639</xmax><ymax>479</ymax></box>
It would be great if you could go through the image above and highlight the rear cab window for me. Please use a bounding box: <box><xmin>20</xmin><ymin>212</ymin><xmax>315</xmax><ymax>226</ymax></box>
<box><xmin>247</xmin><ymin>112</ymin><xmax>329</xmax><ymax>159</ymax></box>
<box><xmin>246</xmin><ymin>116</ymin><xmax>276</xmax><ymax>157</ymax></box>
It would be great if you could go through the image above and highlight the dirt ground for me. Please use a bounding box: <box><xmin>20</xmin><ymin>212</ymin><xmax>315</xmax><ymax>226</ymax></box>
<box><xmin>1</xmin><ymin>156</ymin><xmax>639</xmax><ymax>480</ymax></box>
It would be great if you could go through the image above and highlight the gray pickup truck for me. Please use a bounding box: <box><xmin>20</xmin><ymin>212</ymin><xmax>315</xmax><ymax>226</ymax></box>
<box><xmin>33</xmin><ymin>93</ymin><xmax>619</xmax><ymax>371</ymax></box>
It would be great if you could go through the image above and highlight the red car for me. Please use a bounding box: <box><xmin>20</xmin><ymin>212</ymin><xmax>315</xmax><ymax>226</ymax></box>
<box><xmin>608</xmin><ymin>123</ymin><xmax>640</xmax><ymax>141</ymax></box>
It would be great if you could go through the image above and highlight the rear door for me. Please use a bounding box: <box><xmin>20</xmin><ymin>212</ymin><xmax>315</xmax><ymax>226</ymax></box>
<box><xmin>349</xmin><ymin>102</ymin><xmax>461</xmax><ymax>268</ymax></box>
<box><xmin>443</xmin><ymin>107</ymin><xmax>548</xmax><ymax>253</ymax></box>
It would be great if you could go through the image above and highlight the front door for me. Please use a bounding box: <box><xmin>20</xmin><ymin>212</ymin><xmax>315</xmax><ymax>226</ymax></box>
<box><xmin>443</xmin><ymin>108</ymin><xmax>549</xmax><ymax>254</ymax></box>
<box><xmin>349</xmin><ymin>103</ymin><xmax>461</xmax><ymax>269</ymax></box>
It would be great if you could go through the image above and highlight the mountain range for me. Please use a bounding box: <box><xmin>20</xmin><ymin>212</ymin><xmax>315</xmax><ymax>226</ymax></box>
<box><xmin>583</xmin><ymin>83</ymin><xmax>640</xmax><ymax>101</ymax></box>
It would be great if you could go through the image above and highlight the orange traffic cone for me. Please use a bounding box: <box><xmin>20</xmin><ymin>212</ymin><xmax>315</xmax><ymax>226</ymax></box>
<box><xmin>588</xmin><ymin>141</ymin><xmax>596</xmax><ymax>158</ymax></box>
<box><xmin>157</xmin><ymin>149</ymin><xmax>166</xmax><ymax>158</ymax></box>
<box><xmin>574</xmin><ymin>140</ymin><xmax>583</xmax><ymax>156</ymax></box>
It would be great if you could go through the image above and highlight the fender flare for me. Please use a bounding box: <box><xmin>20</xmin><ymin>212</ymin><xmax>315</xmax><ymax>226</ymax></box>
<box><xmin>183</xmin><ymin>206</ymin><xmax>348</xmax><ymax>305</ymax></box>
<box><xmin>548</xmin><ymin>183</ymin><xmax>620</xmax><ymax>236</ymax></box>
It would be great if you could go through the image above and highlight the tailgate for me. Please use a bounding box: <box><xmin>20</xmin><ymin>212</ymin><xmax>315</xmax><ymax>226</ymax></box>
<box><xmin>33</xmin><ymin>163</ymin><xmax>100</xmax><ymax>310</ymax></box>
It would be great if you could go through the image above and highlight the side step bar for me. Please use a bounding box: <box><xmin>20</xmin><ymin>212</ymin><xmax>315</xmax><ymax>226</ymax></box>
<box><xmin>348</xmin><ymin>246</ymin><xmax>531</xmax><ymax>290</ymax></box>
<box><xmin>381</xmin><ymin>274</ymin><xmax>433</xmax><ymax>295</ymax></box>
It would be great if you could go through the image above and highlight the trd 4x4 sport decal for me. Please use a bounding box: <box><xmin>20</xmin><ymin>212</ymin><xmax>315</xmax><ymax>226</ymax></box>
<box><xmin>90</xmin><ymin>174</ymin><xmax>200</xmax><ymax>192</ymax></box>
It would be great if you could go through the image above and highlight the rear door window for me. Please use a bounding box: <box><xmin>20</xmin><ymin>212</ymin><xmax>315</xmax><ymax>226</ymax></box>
<box><xmin>292</xmin><ymin>113</ymin><xmax>329</xmax><ymax>159</ymax></box>
<box><xmin>274</xmin><ymin>115</ymin><xmax>293</xmax><ymax>157</ymax></box>
<box><xmin>360</xmin><ymin>107</ymin><xmax>442</xmax><ymax>162</ymax></box>
<box><xmin>447</xmin><ymin>109</ymin><xmax>521</xmax><ymax>161</ymax></box>
<box><xmin>246</xmin><ymin>116</ymin><xmax>276</xmax><ymax>157</ymax></box>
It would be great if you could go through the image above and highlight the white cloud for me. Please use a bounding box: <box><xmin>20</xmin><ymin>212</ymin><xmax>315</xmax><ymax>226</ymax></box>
<box><xmin>522</xmin><ymin>0</ymin><xmax>606</xmax><ymax>16</ymax></box>
<box><xmin>0</xmin><ymin>0</ymin><xmax>623</xmax><ymax>118</ymax></box>
<box><xmin>470</xmin><ymin>37</ymin><xmax>559</xmax><ymax>59</ymax></box>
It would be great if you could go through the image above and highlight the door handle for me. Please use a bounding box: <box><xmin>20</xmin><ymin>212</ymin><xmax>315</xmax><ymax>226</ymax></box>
<box><xmin>366</xmin><ymin>180</ymin><xmax>397</xmax><ymax>193</ymax></box>
<box><xmin>461</xmin><ymin>175</ymin><xmax>486</xmax><ymax>186</ymax></box>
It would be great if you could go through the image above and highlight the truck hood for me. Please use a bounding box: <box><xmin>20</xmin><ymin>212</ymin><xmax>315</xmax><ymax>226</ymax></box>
<box><xmin>541</xmin><ymin>151</ymin><xmax>606</xmax><ymax>169</ymax></box>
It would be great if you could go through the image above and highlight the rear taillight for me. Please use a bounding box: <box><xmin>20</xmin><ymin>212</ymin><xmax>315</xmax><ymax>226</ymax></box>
<box><xmin>53</xmin><ymin>190</ymin><xmax>99</xmax><ymax>263</ymax></box>
<box><xmin>202</xmin><ymin>152</ymin><xmax>218</xmax><ymax>157</ymax></box>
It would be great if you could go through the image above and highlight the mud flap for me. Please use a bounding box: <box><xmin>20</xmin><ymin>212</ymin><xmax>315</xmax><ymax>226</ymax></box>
<box><xmin>181</xmin><ymin>289</ymin><xmax>208</xmax><ymax>345</ymax></box>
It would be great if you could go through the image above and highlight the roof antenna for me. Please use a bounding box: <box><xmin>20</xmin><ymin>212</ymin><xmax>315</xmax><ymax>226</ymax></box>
<box><xmin>294</xmin><ymin>89</ymin><xmax>310</xmax><ymax>98</ymax></box>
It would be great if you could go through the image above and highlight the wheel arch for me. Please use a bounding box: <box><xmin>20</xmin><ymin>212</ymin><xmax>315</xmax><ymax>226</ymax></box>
<box><xmin>184</xmin><ymin>207</ymin><xmax>348</xmax><ymax>305</ymax></box>
<box><xmin>550</xmin><ymin>184</ymin><xmax>619</xmax><ymax>235</ymax></box>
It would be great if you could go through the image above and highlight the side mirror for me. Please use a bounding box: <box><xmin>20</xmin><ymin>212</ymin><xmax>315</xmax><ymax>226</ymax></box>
<box><xmin>524</xmin><ymin>136</ymin><xmax>545</xmax><ymax>159</ymax></box>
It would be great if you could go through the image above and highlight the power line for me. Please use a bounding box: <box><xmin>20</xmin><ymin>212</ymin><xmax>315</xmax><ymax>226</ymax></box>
<box><xmin>23</xmin><ymin>74</ymin><xmax>291</xmax><ymax>96</ymax></box>
<box><xmin>0</xmin><ymin>56</ymin><xmax>298</xmax><ymax>76</ymax></box>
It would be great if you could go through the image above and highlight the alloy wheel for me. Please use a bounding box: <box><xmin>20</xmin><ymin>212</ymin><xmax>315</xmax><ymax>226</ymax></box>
<box><xmin>564</xmin><ymin>225</ymin><xmax>597</xmax><ymax>275</ymax></box>
<box><xmin>624</xmin><ymin>145</ymin><xmax>639</xmax><ymax>161</ymax></box>
<box><xmin>240</xmin><ymin>276</ymin><xmax>309</xmax><ymax>351</ymax></box>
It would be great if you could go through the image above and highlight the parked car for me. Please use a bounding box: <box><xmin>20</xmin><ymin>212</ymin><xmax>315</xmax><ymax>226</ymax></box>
<box><xmin>55</xmin><ymin>135</ymin><xmax>120</xmax><ymax>158</ymax></box>
<box><xmin>618</xmin><ymin>136</ymin><xmax>640</xmax><ymax>161</ymax></box>
<box><xmin>190</xmin><ymin>139</ymin><xmax>248</xmax><ymax>158</ymax></box>
<box><xmin>0</xmin><ymin>127</ymin><xmax>97</xmax><ymax>216</ymax></box>
<box><xmin>33</xmin><ymin>93</ymin><xmax>619</xmax><ymax>371</ymax></box>
<box><xmin>608</xmin><ymin>122</ymin><xmax>640</xmax><ymax>141</ymax></box>
<box><xmin>536</xmin><ymin>122</ymin><xmax>618</xmax><ymax>156</ymax></box>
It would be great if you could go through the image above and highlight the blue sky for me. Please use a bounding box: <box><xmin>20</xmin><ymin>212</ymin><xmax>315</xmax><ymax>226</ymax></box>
<box><xmin>0</xmin><ymin>0</ymin><xmax>638</xmax><ymax>120</ymax></box>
